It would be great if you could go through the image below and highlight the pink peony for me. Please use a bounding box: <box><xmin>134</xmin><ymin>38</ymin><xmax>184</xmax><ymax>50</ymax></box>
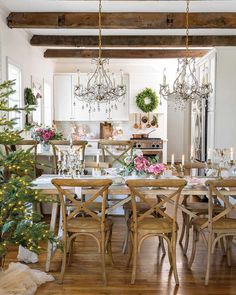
<box><xmin>134</xmin><ymin>156</ymin><xmax>150</xmax><ymax>172</ymax></box>
<box><xmin>148</xmin><ymin>163</ymin><xmax>165</xmax><ymax>175</ymax></box>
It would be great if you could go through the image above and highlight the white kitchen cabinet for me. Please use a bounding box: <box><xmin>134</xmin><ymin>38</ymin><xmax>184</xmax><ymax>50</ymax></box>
<box><xmin>54</xmin><ymin>73</ymin><xmax>129</xmax><ymax>122</ymax></box>
<box><xmin>54</xmin><ymin>74</ymin><xmax>73</xmax><ymax>121</ymax></box>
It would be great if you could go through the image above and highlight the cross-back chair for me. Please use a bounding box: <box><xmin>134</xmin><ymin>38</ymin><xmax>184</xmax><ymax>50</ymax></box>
<box><xmin>189</xmin><ymin>179</ymin><xmax>236</xmax><ymax>285</ymax></box>
<box><xmin>4</xmin><ymin>139</ymin><xmax>38</xmax><ymax>178</ymax></box>
<box><xmin>179</xmin><ymin>161</ymin><xmax>223</xmax><ymax>255</ymax></box>
<box><xmin>99</xmin><ymin>140</ymin><xmax>134</xmax><ymax>167</ymax></box>
<box><xmin>126</xmin><ymin>179</ymin><xmax>187</xmax><ymax>285</ymax></box>
<box><xmin>51</xmin><ymin>178</ymin><xmax>113</xmax><ymax>285</ymax></box>
<box><xmin>50</xmin><ymin>140</ymin><xmax>87</xmax><ymax>174</ymax></box>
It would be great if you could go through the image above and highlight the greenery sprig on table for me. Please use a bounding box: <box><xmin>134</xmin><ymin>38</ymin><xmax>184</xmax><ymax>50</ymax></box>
<box><xmin>136</xmin><ymin>88</ymin><xmax>159</xmax><ymax>113</ymax></box>
<box><xmin>0</xmin><ymin>80</ymin><xmax>59</xmax><ymax>265</ymax></box>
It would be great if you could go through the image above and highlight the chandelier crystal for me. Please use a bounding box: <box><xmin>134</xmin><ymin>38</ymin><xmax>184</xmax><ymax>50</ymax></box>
<box><xmin>159</xmin><ymin>0</ymin><xmax>213</xmax><ymax>110</ymax></box>
<box><xmin>74</xmin><ymin>0</ymin><xmax>126</xmax><ymax>117</ymax></box>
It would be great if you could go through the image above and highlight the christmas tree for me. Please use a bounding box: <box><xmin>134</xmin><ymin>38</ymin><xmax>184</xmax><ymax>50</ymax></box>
<box><xmin>0</xmin><ymin>80</ymin><xmax>57</xmax><ymax>266</ymax></box>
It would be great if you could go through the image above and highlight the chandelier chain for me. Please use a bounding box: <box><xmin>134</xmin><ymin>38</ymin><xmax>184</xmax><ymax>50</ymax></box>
<box><xmin>98</xmin><ymin>0</ymin><xmax>102</xmax><ymax>61</ymax></box>
<box><xmin>185</xmin><ymin>0</ymin><xmax>190</xmax><ymax>58</ymax></box>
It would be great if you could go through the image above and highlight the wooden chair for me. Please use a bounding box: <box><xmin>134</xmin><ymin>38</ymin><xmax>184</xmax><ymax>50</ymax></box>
<box><xmin>99</xmin><ymin>140</ymin><xmax>134</xmax><ymax>166</ymax></box>
<box><xmin>189</xmin><ymin>179</ymin><xmax>236</xmax><ymax>285</ymax></box>
<box><xmin>4</xmin><ymin>139</ymin><xmax>38</xmax><ymax>178</ymax></box>
<box><xmin>126</xmin><ymin>179</ymin><xmax>187</xmax><ymax>285</ymax></box>
<box><xmin>51</xmin><ymin>178</ymin><xmax>113</xmax><ymax>285</ymax></box>
<box><xmin>50</xmin><ymin>140</ymin><xmax>87</xmax><ymax>174</ymax></box>
<box><xmin>179</xmin><ymin>161</ymin><xmax>223</xmax><ymax>255</ymax></box>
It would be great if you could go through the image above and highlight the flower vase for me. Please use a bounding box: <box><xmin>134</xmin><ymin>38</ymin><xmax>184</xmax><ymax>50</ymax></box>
<box><xmin>41</xmin><ymin>143</ymin><xmax>50</xmax><ymax>152</ymax></box>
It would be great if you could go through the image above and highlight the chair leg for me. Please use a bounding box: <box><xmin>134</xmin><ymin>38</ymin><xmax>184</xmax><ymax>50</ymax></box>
<box><xmin>171</xmin><ymin>233</ymin><xmax>179</xmax><ymax>285</ymax></box>
<box><xmin>122</xmin><ymin>209</ymin><xmax>130</xmax><ymax>254</ymax></box>
<box><xmin>107</xmin><ymin>229</ymin><xmax>114</xmax><ymax>266</ymax></box>
<box><xmin>183</xmin><ymin>214</ymin><xmax>190</xmax><ymax>255</ymax></box>
<box><xmin>58</xmin><ymin>239</ymin><xmax>67</xmax><ymax>284</ymax></box>
<box><xmin>220</xmin><ymin>236</ymin><xmax>226</xmax><ymax>256</ymax></box>
<box><xmin>131</xmin><ymin>232</ymin><xmax>138</xmax><ymax>284</ymax></box>
<box><xmin>126</xmin><ymin>232</ymin><xmax>133</xmax><ymax>268</ymax></box>
<box><xmin>179</xmin><ymin>212</ymin><xmax>186</xmax><ymax>246</ymax></box>
<box><xmin>205</xmin><ymin>233</ymin><xmax>213</xmax><ymax>286</ymax></box>
<box><xmin>101</xmin><ymin>233</ymin><xmax>107</xmax><ymax>285</ymax></box>
<box><xmin>189</xmin><ymin>229</ymin><xmax>198</xmax><ymax>268</ymax></box>
<box><xmin>226</xmin><ymin>236</ymin><xmax>232</xmax><ymax>267</ymax></box>
<box><xmin>167</xmin><ymin>235</ymin><xmax>173</xmax><ymax>269</ymax></box>
<box><xmin>67</xmin><ymin>238</ymin><xmax>74</xmax><ymax>266</ymax></box>
<box><xmin>159</xmin><ymin>237</ymin><xmax>166</xmax><ymax>255</ymax></box>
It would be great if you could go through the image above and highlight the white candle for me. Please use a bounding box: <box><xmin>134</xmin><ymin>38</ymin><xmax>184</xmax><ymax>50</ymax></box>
<box><xmin>96</xmin><ymin>149</ymin><xmax>100</xmax><ymax>165</ymax></box>
<box><xmin>70</xmin><ymin>135</ymin><xmax>73</xmax><ymax>146</ymax></box>
<box><xmin>120</xmin><ymin>70</ymin><xmax>124</xmax><ymax>86</ymax></box>
<box><xmin>182</xmin><ymin>154</ymin><xmax>185</xmax><ymax>166</ymax></box>
<box><xmin>163</xmin><ymin>68</ymin><xmax>167</xmax><ymax>86</ymax></box>
<box><xmin>79</xmin><ymin>149</ymin><xmax>83</xmax><ymax>161</ymax></box>
<box><xmin>171</xmin><ymin>154</ymin><xmax>175</xmax><ymax>165</ymax></box>
<box><xmin>58</xmin><ymin>150</ymin><xmax>61</xmax><ymax>161</ymax></box>
<box><xmin>207</xmin><ymin>148</ymin><xmax>212</xmax><ymax>160</ymax></box>
<box><xmin>190</xmin><ymin>145</ymin><xmax>194</xmax><ymax>159</ymax></box>
<box><xmin>230</xmin><ymin>147</ymin><xmax>234</xmax><ymax>161</ymax></box>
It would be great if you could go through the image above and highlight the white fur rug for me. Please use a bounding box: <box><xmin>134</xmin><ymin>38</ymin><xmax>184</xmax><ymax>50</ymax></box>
<box><xmin>0</xmin><ymin>263</ymin><xmax>54</xmax><ymax>295</ymax></box>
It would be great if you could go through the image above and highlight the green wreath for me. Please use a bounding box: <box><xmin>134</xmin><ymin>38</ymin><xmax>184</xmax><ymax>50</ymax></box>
<box><xmin>136</xmin><ymin>88</ymin><xmax>158</xmax><ymax>113</ymax></box>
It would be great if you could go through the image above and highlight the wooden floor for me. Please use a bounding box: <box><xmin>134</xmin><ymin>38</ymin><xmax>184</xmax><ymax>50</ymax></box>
<box><xmin>5</xmin><ymin>216</ymin><xmax>236</xmax><ymax>295</ymax></box>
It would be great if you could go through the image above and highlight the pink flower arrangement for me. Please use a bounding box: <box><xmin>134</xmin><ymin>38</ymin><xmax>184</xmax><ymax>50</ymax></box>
<box><xmin>134</xmin><ymin>156</ymin><xmax>150</xmax><ymax>172</ymax></box>
<box><xmin>31</xmin><ymin>126</ymin><xmax>63</xmax><ymax>144</ymax></box>
<box><xmin>147</xmin><ymin>163</ymin><xmax>165</xmax><ymax>175</ymax></box>
<box><xmin>123</xmin><ymin>149</ymin><xmax>165</xmax><ymax>176</ymax></box>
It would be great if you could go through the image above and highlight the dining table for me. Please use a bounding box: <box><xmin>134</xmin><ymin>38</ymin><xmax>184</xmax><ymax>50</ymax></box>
<box><xmin>32</xmin><ymin>174</ymin><xmax>236</xmax><ymax>272</ymax></box>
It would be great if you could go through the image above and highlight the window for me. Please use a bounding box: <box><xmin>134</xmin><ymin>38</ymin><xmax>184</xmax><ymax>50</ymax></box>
<box><xmin>43</xmin><ymin>81</ymin><xmax>52</xmax><ymax>126</ymax></box>
<box><xmin>7</xmin><ymin>60</ymin><xmax>22</xmax><ymax>129</ymax></box>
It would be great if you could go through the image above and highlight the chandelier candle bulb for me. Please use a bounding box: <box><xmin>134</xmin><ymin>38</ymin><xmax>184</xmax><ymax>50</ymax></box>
<box><xmin>230</xmin><ymin>147</ymin><xmax>234</xmax><ymax>161</ymax></box>
<box><xmin>163</xmin><ymin>68</ymin><xmax>167</xmax><ymax>86</ymax></box>
<box><xmin>182</xmin><ymin>154</ymin><xmax>185</xmax><ymax>166</ymax></box>
<box><xmin>79</xmin><ymin>149</ymin><xmax>83</xmax><ymax>161</ymax></box>
<box><xmin>58</xmin><ymin>150</ymin><xmax>61</xmax><ymax>162</ymax></box>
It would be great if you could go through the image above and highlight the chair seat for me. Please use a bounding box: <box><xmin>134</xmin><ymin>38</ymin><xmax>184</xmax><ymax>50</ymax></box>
<box><xmin>185</xmin><ymin>202</ymin><xmax>223</xmax><ymax>213</ymax></box>
<box><xmin>67</xmin><ymin>217</ymin><xmax>113</xmax><ymax>233</ymax></box>
<box><xmin>129</xmin><ymin>217</ymin><xmax>177</xmax><ymax>233</ymax></box>
<box><xmin>123</xmin><ymin>200</ymin><xmax>165</xmax><ymax>213</ymax></box>
<box><xmin>193</xmin><ymin>217</ymin><xmax>236</xmax><ymax>231</ymax></box>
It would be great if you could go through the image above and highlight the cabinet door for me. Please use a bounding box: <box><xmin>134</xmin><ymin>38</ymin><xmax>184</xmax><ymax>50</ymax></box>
<box><xmin>54</xmin><ymin>75</ymin><xmax>72</xmax><ymax>121</ymax></box>
<box><xmin>71</xmin><ymin>74</ymin><xmax>90</xmax><ymax>121</ymax></box>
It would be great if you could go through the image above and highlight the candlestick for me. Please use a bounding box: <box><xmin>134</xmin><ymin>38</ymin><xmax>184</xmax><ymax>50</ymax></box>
<box><xmin>69</xmin><ymin>134</ymin><xmax>73</xmax><ymax>147</ymax></box>
<box><xmin>171</xmin><ymin>154</ymin><xmax>175</xmax><ymax>165</ymax></box>
<box><xmin>182</xmin><ymin>154</ymin><xmax>185</xmax><ymax>166</ymax></box>
<box><xmin>230</xmin><ymin>147</ymin><xmax>234</xmax><ymax>161</ymax></box>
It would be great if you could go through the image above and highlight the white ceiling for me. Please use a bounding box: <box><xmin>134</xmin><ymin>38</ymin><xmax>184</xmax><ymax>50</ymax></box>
<box><xmin>1</xmin><ymin>0</ymin><xmax>236</xmax><ymax>13</ymax></box>
<box><xmin>1</xmin><ymin>0</ymin><xmax>236</xmax><ymax>41</ymax></box>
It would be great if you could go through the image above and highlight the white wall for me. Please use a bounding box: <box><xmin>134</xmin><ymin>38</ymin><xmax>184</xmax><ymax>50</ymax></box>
<box><xmin>0</xmin><ymin>8</ymin><xmax>55</xmax><ymax>116</ymax></box>
<box><xmin>54</xmin><ymin>58</ymin><xmax>183</xmax><ymax>162</ymax></box>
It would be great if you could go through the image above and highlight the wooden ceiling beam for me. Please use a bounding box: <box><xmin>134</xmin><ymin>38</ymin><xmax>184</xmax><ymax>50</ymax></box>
<box><xmin>7</xmin><ymin>12</ymin><xmax>236</xmax><ymax>29</ymax></box>
<box><xmin>44</xmin><ymin>49</ymin><xmax>208</xmax><ymax>58</ymax></box>
<box><xmin>31</xmin><ymin>35</ymin><xmax>236</xmax><ymax>47</ymax></box>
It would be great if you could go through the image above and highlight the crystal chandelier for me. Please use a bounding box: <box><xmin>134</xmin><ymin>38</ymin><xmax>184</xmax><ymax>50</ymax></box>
<box><xmin>159</xmin><ymin>0</ymin><xmax>213</xmax><ymax>110</ymax></box>
<box><xmin>74</xmin><ymin>0</ymin><xmax>126</xmax><ymax>117</ymax></box>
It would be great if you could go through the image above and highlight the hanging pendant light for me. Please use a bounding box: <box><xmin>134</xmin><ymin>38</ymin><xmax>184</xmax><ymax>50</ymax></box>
<box><xmin>74</xmin><ymin>0</ymin><xmax>126</xmax><ymax>117</ymax></box>
<box><xmin>159</xmin><ymin>0</ymin><xmax>213</xmax><ymax>110</ymax></box>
